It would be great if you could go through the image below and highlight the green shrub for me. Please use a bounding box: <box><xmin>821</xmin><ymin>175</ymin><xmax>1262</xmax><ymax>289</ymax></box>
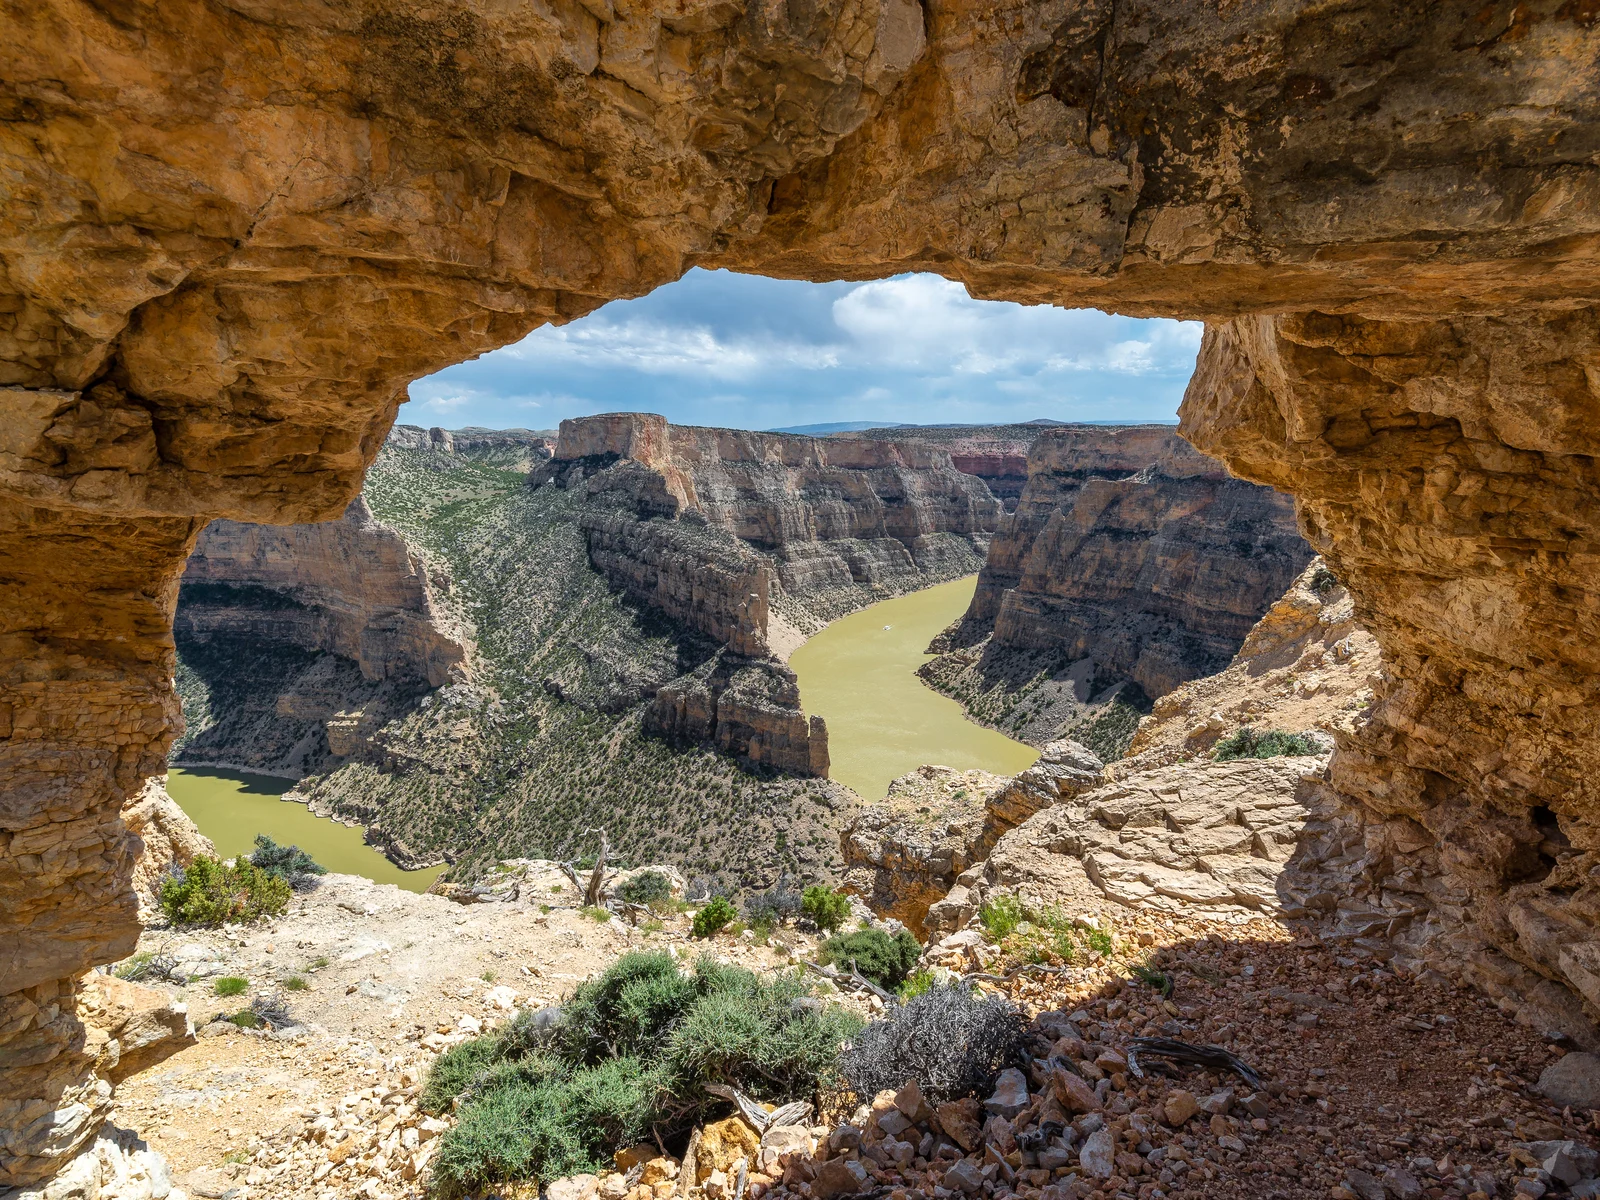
<box><xmin>158</xmin><ymin>856</ymin><xmax>290</xmax><ymax>926</ymax></box>
<box><xmin>979</xmin><ymin>894</ymin><xmax>1025</xmax><ymax>940</ymax></box>
<box><xmin>227</xmin><ymin>1010</ymin><xmax>261</xmax><ymax>1029</ymax></box>
<box><xmin>580</xmin><ymin>906</ymin><xmax>612</xmax><ymax>923</ymax></box>
<box><xmin>425</xmin><ymin>953</ymin><xmax>859</xmax><ymax>1198</ymax></box>
<box><xmin>897</xmin><ymin>970</ymin><xmax>938</xmax><ymax>1002</ymax></box>
<box><xmin>213</xmin><ymin>976</ymin><xmax>248</xmax><ymax>997</ymax></box>
<box><xmin>822</xmin><ymin>928</ymin><xmax>922</xmax><ymax>991</ymax></box>
<box><xmin>282</xmin><ymin>976</ymin><xmax>309</xmax><ymax>992</ymax></box>
<box><xmin>1213</xmin><ymin>726</ymin><xmax>1321</xmax><ymax>761</ymax></box>
<box><xmin>614</xmin><ymin>870</ymin><xmax>673</xmax><ymax>908</ymax></box>
<box><xmin>801</xmin><ymin>884</ymin><xmax>850</xmax><ymax>934</ymax></box>
<box><xmin>249</xmin><ymin>835</ymin><xmax>325</xmax><ymax>891</ymax></box>
<box><xmin>691</xmin><ymin>896</ymin><xmax>736</xmax><ymax>938</ymax></box>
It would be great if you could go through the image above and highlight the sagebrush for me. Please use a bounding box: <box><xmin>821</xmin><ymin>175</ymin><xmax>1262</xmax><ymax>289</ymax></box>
<box><xmin>250</xmin><ymin>835</ymin><xmax>326</xmax><ymax>892</ymax></box>
<box><xmin>838</xmin><ymin>983</ymin><xmax>1026</xmax><ymax>1103</ymax></box>
<box><xmin>1213</xmin><ymin>726</ymin><xmax>1321</xmax><ymax>761</ymax></box>
<box><xmin>424</xmin><ymin>952</ymin><xmax>859</xmax><ymax>1197</ymax></box>
<box><xmin>614</xmin><ymin>870</ymin><xmax>674</xmax><ymax>909</ymax></box>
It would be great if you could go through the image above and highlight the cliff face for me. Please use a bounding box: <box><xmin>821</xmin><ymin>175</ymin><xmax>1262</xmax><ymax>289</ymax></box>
<box><xmin>843</xmin><ymin>424</ymin><xmax>1056</xmax><ymax>512</ymax></box>
<box><xmin>991</xmin><ymin>432</ymin><xmax>1311</xmax><ymax>697</ymax></box>
<box><xmin>7</xmin><ymin>0</ymin><xmax>1600</xmax><ymax>1182</ymax></box>
<box><xmin>922</xmin><ymin>426</ymin><xmax>1312</xmax><ymax>754</ymax></box>
<box><xmin>181</xmin><ymin>497</ymin><xmax>467</xmax><ymax>689</ymax></box>
<box><xmin>533</xmin><ymin>413</ymin><xmax>1004</xmax><ymax>774</ymax></box>
<box><xmin>545</xmin><ymin>413</ymin><xmax>1004</xmax><ymax>641</ymax></box>
<box><xmin>841</xmin><ymin>740</ymin><xmax>1104</xmax><ymax>935</ymax></box>
<box><xmin>170</xmin><ymin>496</ymin><xmax>468</xmax><ymax>776</ymax></box>
<box><xmin>1113</xmin><ymin>557</ymin><xmax>1380</xmax><ymax>779</ymax></box>
<box><xmin>1180</xmin><ymin>312</ymin><xmax>1600</xmax><ymax>1048</ymax></box>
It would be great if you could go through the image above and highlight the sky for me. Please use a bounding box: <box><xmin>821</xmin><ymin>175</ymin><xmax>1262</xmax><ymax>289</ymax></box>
<box><xmin>400</xmin><ymin>269</ymin><xmax>1203</xmax><ymax>432</ymax></box>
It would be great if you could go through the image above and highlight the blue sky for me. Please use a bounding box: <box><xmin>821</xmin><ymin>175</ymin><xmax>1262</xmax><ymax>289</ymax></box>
<box><xmin>401</xmin><ymin>269</ymin><xmax>1202</xmax><ymax>432</ymax></box>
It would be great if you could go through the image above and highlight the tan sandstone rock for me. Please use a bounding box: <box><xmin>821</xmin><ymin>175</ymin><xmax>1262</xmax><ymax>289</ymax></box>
<box><xmin>7</xmin><ymin>0</ymin><xmax>1600</xmax><ymax>1177</ymax></box>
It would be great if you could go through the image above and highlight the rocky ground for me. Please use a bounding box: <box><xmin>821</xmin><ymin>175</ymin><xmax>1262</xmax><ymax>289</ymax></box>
<box><xmin>105</xmin><ymin>870</ymin><xmax>836</xmax><ymax>1200</ymax></box>
<box><xmin>99</xmin><ymin>869</ymin><xmax>1600</xmax><ymax>1200</ymax></box>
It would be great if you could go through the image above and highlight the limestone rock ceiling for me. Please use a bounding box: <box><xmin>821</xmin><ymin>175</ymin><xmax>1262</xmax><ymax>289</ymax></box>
<box><xmin>4</xmin><ymin>0</ymin><xmax>1600</xmax><ymax>1184</ymax></box>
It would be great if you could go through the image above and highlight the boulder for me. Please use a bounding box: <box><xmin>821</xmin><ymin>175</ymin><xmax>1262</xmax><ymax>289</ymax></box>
<box><xmin>696</xmin><ymin>1117</ymin><xmax>760</xmax><ymax>1183</ymax></box>
<box><xmin>1538</xmin><ymin>1053</ymin><xmax>1600</xmax><ymax>1112</ymax></box>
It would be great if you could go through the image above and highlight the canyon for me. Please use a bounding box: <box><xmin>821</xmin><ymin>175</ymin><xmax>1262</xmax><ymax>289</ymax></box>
<box><xmin>920</xmin><ymin>426</ymin><xmax>1310</xmax><ymax>754</ymax></box>
<box><xmin>5</xmin><ymin>0</ymin><xmax>1600</xmax><ymax>1191</ymax></box>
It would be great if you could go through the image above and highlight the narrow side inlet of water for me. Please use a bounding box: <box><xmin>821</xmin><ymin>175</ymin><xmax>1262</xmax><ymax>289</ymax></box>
<box><xmin>789</xmin><ymin>576</ymin><xmax>1039</xmax><ymax>801</ymax></box>
<box><xmin>165</xmin><ymin>767</ymin><xmax>443</xmax><ymax>893</ymax></box>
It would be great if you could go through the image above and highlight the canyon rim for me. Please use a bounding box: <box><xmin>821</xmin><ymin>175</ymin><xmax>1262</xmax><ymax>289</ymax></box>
<box><xmin>4</xmin><ymin>0</ymin><xmax>1600</xmax><ymax>1190</ymax></box>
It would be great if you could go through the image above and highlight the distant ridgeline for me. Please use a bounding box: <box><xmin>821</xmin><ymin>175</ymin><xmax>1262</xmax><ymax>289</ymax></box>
<box><xmin>169</xmin><ymin>417</ymin><xmax>1004</xmax><ymax>888</ymax></box>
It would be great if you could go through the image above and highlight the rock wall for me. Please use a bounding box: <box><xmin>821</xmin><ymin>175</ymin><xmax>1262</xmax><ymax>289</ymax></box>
<box><xmin>843</xmin><ymin>424</ymin><xmax>1055</xmax><ymax>512</ymax></box>
<box><xmin>539</xmin><ymin>412</ymin><xmax>1002</xmax><ymax>775</ymax></box>
<box><xmin>645</xmin><ymin>654</ymin><xmax>830</xmax><ymax>778</ymax></box>
<box><xmin>924</xmin><ymin>755</ymin><xmax>1331</xmax><ymax>936</ymax></box>
<box><xmin>1113</xmin><ymin>556</ymin><xmax>1380</xmax><ymax>779</ymax></box>
<box><xmin>960</xmin><ymin>426</ymin><xmax>1312</xmax><ymax>698</ymax></box>
<box><xmin>179</xmin><ymin>497</ymin><xmax>467</xmax><ymax>690</ymax></box>
<box><xmin>6</xmin><ymin>0</ymin><xmax>1600</xmax><ymax>1179</ymax></box>
<box><xmin>1181</xmin><ymin>311</ymin><xmax>1600</xmax><ymax>1047</ymax></box>
<box><xmin>841</xmin><ymin>741</ymin><xmax>1103</xmax><ymax>935</ymax></box>
<box><xmin>544</xmin><ymin>413</ymin><xmax>1004</xmax><ymax>640</ymax></box>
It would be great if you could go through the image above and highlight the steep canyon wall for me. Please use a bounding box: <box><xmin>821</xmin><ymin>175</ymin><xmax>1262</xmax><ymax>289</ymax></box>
<box><xmin>545</xmin><ymin>412</ymin><xmax>1003</xmax><ymax>638</ymax></box>
<box><xmin>1183</xmin><ymin>313</ymin><xmax>1600</xmax><ymax>1045</ymax></box>
<box><xmin>6</xmin><ymin>0</ymin><xmax>1600</xmax><ymax>1183</ymax></box>
<box><xmin>539</xmin><ymin>412</ymin><xmax>1004</xmax><ymax>776</ymax></box>
<box><xmin>923</xmin><ymin>425</ymin><xmax>1312</xmax><ymax>750</ymax></box>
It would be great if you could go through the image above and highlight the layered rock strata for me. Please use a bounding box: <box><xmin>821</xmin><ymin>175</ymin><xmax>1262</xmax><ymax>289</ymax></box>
<box><xmin>6</xmin><ymin>0</ymin><xmax>1600</xmax><ymax>1177</ymax></box>
<box><xmin>925</xmin><ymin>755</ymin><xmax>1329</xmax><ymax>936</ymax></box>
<box><xmin>845</xmin><ymin>424</ymin><xmax>1056</xmax><ymax>511</ymax></box>
<box><xmin>386</xmin><ymin>425</ymin><xmax>555</xmax><ymax>468</ymax></box>
<box><xmin>645</xmin><ymin>654</ymin><xmax>829</xmax><ymax>778</ymax></box>
<box><xmin>1181</xmin><ymin>311</ymin><xmax>1600</xmax><ymax>1047</ymax></box>
<box><xmin>543</xmin><ymin>413</ymin><xmax>1003</xmax><ymax>639</ymax></box>
<box><xmin>951</xmin><ymin>426</ymin><xmax>1312</xmax><ymax>701</ymax></box>
<box><xmin>170</xmin><ymin>495</ymin><xmax>469</xmax><ymax>777</ymax></box>
<box><xmin>537</xmin><ymin>412</ymin><xmax>1002</xmax><ymax>774</ymax></box>
<box><xmin>0</xmin><ymin>974</ymin><xmax>193</xmax><ymax>1187</ymax></box>
<box><xmin>180</xmin><ymin>497</ymin><xmax>466</xmax><ymax>690</ymax></box>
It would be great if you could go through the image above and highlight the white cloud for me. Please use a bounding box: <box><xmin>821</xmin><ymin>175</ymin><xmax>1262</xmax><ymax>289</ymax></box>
<box><xmin>505</xmin><ymin>317</ymin><xmax>838</xmax><ymax>380</ymax></box>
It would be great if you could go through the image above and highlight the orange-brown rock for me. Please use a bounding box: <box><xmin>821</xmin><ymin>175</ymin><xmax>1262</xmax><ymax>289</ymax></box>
<box><xmin>1184</xmin><ymin>312</ymin><xmax>1600</xmax><ymax>1046</ymax></box>
<box><xmin>121</xmin><ymin>778</ymin><xmax>213</xmax><ymax>915</ymax></box>
<box><xmin>181</xmin><ymin>496</ymin><xmax>468</xmax><ymax>690</ymax></box>
<box><xmin>950</xmin><ymin>425</ymin><xmax>1311</xmax><ymax>703</ymax></box>
<box><xmin>6</xmin><ymin>0</ymin><xmax>1600</xmax><ymax>1178</ymax></box>
<box><xmin>543</xmin><ymin>413</ymin><xmax>1003</xmax><ymax>645</ymax></box>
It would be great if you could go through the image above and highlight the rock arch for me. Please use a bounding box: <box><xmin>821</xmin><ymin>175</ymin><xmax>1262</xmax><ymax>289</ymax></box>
<box><xmin>3</xmin><ymin>0</ymin><xmax>1599</xmax><ymax>1183</ymax></box>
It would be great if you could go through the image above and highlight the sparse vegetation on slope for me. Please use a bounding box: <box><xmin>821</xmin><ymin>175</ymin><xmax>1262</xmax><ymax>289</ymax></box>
<box><xmin>277</xmin><ymin>442</ymin><xmax>856</xmax><ymax>889</ymax></box>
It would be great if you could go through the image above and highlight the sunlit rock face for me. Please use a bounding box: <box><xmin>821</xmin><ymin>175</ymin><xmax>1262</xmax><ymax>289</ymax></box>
<box><xmin>4</xmin><ymin>0</ymin><xmax>1600</xmax><ymax>1179</ymax></box>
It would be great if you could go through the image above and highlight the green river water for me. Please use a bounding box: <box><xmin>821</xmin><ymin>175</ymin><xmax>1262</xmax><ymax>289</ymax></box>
<box><xmin>790</xmin><ymin>576</ymin><xmax>1039</xmax><ymax>800</ymax></box>
<box><xmin>165</xmin><ymin>767</ymin><xmax>442</xmax><ymax>892</ymax></box>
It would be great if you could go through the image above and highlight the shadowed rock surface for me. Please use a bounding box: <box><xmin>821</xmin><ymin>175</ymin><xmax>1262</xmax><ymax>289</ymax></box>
<box><xmin>920</xmin><ymin>426</ymin><xmax>1312</xmax><ymax>752</ymax></box>
<box><xmin>6</xmin><ymin>0</ymin><xmax>1600</xmax><ymax>1183</ymax></box>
